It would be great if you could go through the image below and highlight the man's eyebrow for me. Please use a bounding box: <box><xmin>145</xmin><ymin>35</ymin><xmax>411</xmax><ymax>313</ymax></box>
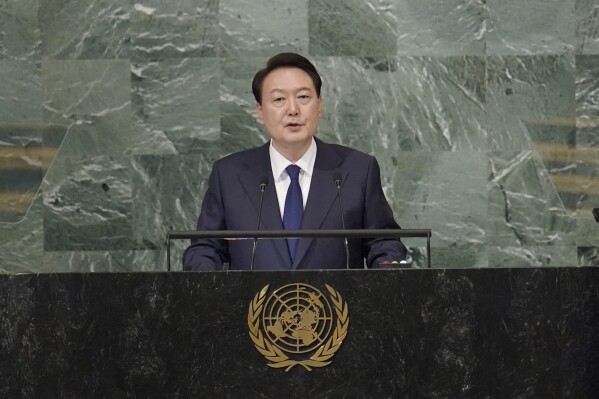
<box><xmin>267</xmin><ymin>87</ymin><xmax>313</xmax><ymax>94</ymax></box>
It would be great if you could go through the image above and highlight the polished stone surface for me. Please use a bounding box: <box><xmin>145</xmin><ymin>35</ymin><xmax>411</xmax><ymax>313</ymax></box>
<box><xmin>40</xmin><ymin>0</ymin><xmax>130</xmax><ymax>59</ymax></box>
<box><xmin>0</xmin><ymin>0</ymin><xmax>598</xmax><ymax>271</ymax></box>
<box><xmin>309</xmin><ymin>0</ymin><xmax>397</xmax><ymax>56</ymax></box>
<box><xmin>576</xmin><ymin>0</ymin><xmax>599</xmax><ymax>54</ymax></box>
<box><xmin>396</xmin><ymin>0</ymin><xmax>486</xmax><ymax>56</ymax></box>
<box><xmin>0</xmin><ymin>0</ymin><xmax>41</xmax><ymax>60</ymax></box>
<box><xmin>131</xmin><ymin>57</ymin><xmax>220</xmax><ymax>154</ymax></box>
<box><xmin>130</xmin><ymin>0</ymin><xmax>219</xmax><ymax>59</ymax></box>
<box><xmin>220</xmin><ymin>0</ymin><xmax>308</xmax><ymax>56</ymax></box>
<box><xmin>42</xmin><ymin>155</ymin><xmax>133</xmax><ymax>251</ymax></box>
<box><xmin>486</xmin><ymin>0</ymin><xmax>576</xmax><ymax>55</ymax></box>
<box><xmin>0</xmin><ymin>269</ymin><xmax>597</xmax><ymax>397</ymax></box>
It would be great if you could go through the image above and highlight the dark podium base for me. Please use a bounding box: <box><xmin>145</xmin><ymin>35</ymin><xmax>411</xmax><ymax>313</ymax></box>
<box><xmin>1</xmin><ymin>268</ymin><xmax>598</xmax><ymax>398</ymax></box>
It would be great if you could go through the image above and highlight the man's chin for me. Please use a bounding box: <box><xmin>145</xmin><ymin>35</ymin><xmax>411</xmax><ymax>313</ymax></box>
<box><xmin>272</xmin><ymin>134</ymin><xmax>313</xmax><ymax>148</ymax></box>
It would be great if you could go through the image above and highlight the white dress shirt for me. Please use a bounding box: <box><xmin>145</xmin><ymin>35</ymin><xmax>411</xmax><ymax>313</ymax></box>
<box><xmin>269</xmin><ymin>138</ymin><xmax>317</xmax><ymax>220</ymax></box>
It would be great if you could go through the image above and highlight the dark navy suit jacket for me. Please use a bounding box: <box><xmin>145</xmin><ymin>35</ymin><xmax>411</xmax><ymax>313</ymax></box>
<box><xmin>182</xmin><ymin>138</ymin><xmax>407</xmax><ymax>270</ymax></box>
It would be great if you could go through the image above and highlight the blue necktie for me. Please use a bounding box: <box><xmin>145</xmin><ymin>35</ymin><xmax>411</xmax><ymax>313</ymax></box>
<box><xmin>283</xmin><ymin>164</ymin><xmax>303</xmax><ymax>262</ymax></box>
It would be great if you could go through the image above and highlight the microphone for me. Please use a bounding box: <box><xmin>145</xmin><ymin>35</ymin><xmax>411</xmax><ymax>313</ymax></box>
<box><xmin>333</xmin><ymin>170</ymin><xmax>350</xmax><ymax>269</ymax></box>
<box><xmin>250</xmin><ymin>177</ymin><xmax>268</xmax><ymax>270</ymax></box>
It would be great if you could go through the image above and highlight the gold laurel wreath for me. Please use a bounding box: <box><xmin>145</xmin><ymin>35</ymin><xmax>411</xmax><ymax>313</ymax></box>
<box><xmin>247</xmin><ymin>284</ymin><xmax>349</xmax><ymax>372</ymax></box>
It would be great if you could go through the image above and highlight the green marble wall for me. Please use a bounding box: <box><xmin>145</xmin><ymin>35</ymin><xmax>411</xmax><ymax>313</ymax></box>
<box><xmin>0</xmin><ymin>0</ymin><xmax>598</xmax><ymax>272</ymax></box>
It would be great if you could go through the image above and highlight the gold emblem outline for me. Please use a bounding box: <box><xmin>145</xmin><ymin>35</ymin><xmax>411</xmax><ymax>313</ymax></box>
<box><xmin>247</xmin><ymin>284</ymin><xmax>349</xmax><ymax>372</ymax></box>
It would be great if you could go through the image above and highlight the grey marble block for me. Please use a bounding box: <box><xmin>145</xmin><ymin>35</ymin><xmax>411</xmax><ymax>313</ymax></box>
<box><xmin>309</xmin><ymin>0</ymin><xmax>397</xmax><ymax>56</ymax></box>
<box><xmin>38</xmin><ymin>63</ymin><xmax>132</xmax><ymax>175</ymax></box>
<box><xmin>576</xmin><ymin>0</ymin><xmax>599</xmax><ymax>55</ymax></box>
<box><xmin>0</xmin><ymin>192</ymin><xmax>44</xmax><ymax>272</ymax></box>
<box><xmin>40</xmin><ymin>0</ymin><xmax>130</xmax><ymax>59</ymax></box>
<box><xmin>396</xmin><ymin>0</ymin><xmax>487</xmax><ymax>56</ymax></box>
<box><xmin>130</xmin><ymin>0</ymin><xmax>219</xmax><ymax>58</ymax></box>
<box><xmin>220</xmin><ymin>0</ymin><xmax>309</xmax><ymax>56</ymax></box>
<box><xmin>0</xmin><ymin>0</ymin><xmax>40</xmax><ymax>61</ymax></box>
<box><xmin>131</xmin><ymin>153</ymin><xmax>223</xmax><ymax>253</ymax></box>
<box><xmin>220</xmin><ymin>57</ymin><xmax>270</xmax><ymax>153</ymax></box>
<box><xmin>316</xmin><ymin>56</ymin><xmax>402</xmax><ymax>153</ymax></box>
<box><xmin>42</xmin><ymin>155</ymin><xmax>133</xmax><ymax>251</ymax></box>
<box><xmin>393</xmin><ymin>56</ymin><xmax>489</xmax><ymax>151</ymax></box>
<box><xmin>316</xmin><ymin>56</ymin><xmax>489</xmax><ymax>153</ymax></box>
<box><xmin>486</xmin><ymin>0</ymin><xmax>576</xmax><ymax>55</ymax></box>
<box><xmin>576</xmin><ymin>54</ymin><xmax>599</xmax><ymax>147</ymax></box>
<box><xmin>0</xmin><ymin>61</ymin><xmax>42</xmax><ymax>122</ymax></box>
<box><xmin>392</xmin><ymin>151</ymin><xmax>487</xmax><ymax>249</ymax></box>
<box><xmin>488</xmin><ymin>245</ymin><xmax>579</xmax><ymax>268</ymax></box>
<box><xmin>130</xmin><ymin>153</ymin><xmax>225</xmax><ymax>270</ymax></box>
<box><xmin>486</xmin><ymin>55</ymin><xmax>576</xmax><ymax>148</ymax></box>
<box><xmin>429</xmin><ymin>244</ymin><xmax>489</xmax><ymax>269</ymax></box>
<box><xmin>42</xmin><ymin>59</ymin><xmax>130</xmax><ymax>123</ymax></box>
<box><xmin>131</xmin><ymin>57</ymin><xmax>220</xmax><ymax>154</ymax></box>
<box><xmin>488</xmin><ymin>151</ymin><xmax>576</xmax><ymax>247</ymax></box>
<box><xmin>42</xmin><ymin>60</ymin><xmax>133</xmax><ymax>155</ymax></box>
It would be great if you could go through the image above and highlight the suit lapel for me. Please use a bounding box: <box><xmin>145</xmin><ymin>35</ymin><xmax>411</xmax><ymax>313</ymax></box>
<box><xmin>292</xmin><ymin>139</ymin><xmax>347</xmax><ymax>269</ymax></box>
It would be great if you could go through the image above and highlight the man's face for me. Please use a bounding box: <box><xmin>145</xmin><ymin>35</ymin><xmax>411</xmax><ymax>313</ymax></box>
<box><xmin>256</xmin><ymin>67</ymin><xmax>322</xmax><ymax>156</ymax></box>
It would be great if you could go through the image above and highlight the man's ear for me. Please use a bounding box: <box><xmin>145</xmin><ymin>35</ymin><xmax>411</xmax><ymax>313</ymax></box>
<box><xmin>256</xmin><ymin>103</ymin><xmax>264</xmax><ymax>124</ymax></box>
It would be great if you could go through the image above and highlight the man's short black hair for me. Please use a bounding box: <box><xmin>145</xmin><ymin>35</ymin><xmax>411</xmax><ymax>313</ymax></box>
<box><xmin>252</xmin><ymin>52</ymin><xmax>322</xmax><ymax>104</ymax></box>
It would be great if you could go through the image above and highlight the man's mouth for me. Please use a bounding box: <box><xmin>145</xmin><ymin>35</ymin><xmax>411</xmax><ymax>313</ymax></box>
<box><xmin>286</xmin><ymin>123</ymin><xmax>303</xmax><ymax>128</ymax></box>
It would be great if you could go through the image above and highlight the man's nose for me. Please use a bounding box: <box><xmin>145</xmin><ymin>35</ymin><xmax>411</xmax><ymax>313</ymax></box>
<box><xmin>287</xmin><ymin>98</ymin><xmax>299</xmax><ymax>116</ymax></box>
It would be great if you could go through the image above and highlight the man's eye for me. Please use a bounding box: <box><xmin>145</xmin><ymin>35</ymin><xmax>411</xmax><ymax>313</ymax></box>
<box><xmin>274</xmin><ymin>98</ymin><xmax>284</xmax><ymax>103</ymax></box>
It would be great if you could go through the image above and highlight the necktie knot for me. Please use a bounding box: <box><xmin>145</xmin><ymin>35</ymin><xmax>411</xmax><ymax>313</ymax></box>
<box><xmin>286</xmin><ymin>164</ymin><xmax>300</xmax><ymax>180</ymax></box>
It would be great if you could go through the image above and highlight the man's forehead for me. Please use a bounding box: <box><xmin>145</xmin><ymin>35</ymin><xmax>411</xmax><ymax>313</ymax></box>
<box><xmin>262</xmin><ymin>67</ymin><xmax>316</xmax><ymax>91</ymax></box>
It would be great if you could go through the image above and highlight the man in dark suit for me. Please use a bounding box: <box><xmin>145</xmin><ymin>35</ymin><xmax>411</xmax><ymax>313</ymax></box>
<box><xmin>183</xmin><ymin>53</ymin><xmax>407</xmax><ymax>271</ymax></box>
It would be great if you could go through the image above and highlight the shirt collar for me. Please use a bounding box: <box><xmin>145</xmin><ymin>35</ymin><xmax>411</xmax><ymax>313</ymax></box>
<box><xmin>269</xmin><ymin>138</ymin><xmax>317</xmax><ymax>180</ymax></box>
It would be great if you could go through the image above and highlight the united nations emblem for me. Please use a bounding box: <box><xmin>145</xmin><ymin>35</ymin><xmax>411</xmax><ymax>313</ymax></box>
<box><xmin>247</xmin><ymin>283</ymin><xmax>349</xmax><ymax>371</ymax></box>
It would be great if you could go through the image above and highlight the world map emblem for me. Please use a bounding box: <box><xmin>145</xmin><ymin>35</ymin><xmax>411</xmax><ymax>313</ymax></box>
<box><xmin>248</xmin><ymin>283</ymin><xmax>349</xmax><ymax>371</ymax></box>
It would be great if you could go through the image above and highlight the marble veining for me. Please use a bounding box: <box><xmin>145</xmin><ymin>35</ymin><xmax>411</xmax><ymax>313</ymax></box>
<box><xmin>0</xmin><ymin>0</ymin><xmax>598</xmax><ymax>271</ymax></box>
